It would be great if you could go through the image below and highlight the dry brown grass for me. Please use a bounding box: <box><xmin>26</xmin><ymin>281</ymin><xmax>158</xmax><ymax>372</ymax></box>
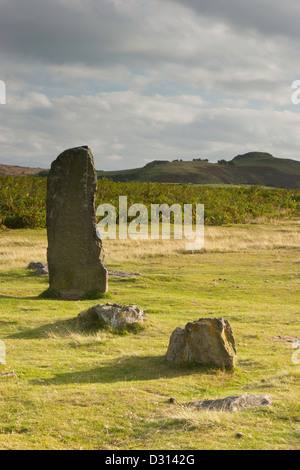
<box><xmin>0</xmin><ymin>234</ymin><xmax>47</xmax><ymax>270</ymax></box>
<box><xmin>0</xmin><ymin>219</ymin><xmax>299</xmax><ymax>269</ymax></box>
<box><xmin>46</xmin><ymin>328</ymin><xmax>107</xmax><ymax>347</ymax></box>
<box><xmin>103</xmin><ymin>219</ymin><xmax>300</xmax><ymax>263</ymax></box>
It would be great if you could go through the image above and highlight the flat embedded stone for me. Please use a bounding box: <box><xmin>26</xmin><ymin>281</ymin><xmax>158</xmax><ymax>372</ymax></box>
<box><xmin>187</xmin><ymin>393</ymin><xmax>272</xmax><ymax>411</ymax></box>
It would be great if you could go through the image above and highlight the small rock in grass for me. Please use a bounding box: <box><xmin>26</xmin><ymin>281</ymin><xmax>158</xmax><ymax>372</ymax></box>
<box><xmin>27</xmin><ymin>262</ymin><xmax>49</xmax><ymax>275</ymax></box>
<box><xmin>187</xmin><ymin>393</ymin><xmax>272</xmax><ymax>411</ymax></box>
<box><xmin>78</xmin><ymin>303</ymin><xmax>147</xmax><ymax>328</ymax></box>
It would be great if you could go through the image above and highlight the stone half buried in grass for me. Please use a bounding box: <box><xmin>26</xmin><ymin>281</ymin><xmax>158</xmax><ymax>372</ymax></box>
<box><xmin>27</xmin><ymin>262</ymin><xmax>49</xmax><ymax>275</ymax></box>
<box><xmin>78</xmin><ymin>303</ymin><xmax>147</xmax><ymax>329</ymax></box>
<box><xmin>166</xmin><ymin>318</ymin><xmax>237</xmax><ymax>369</ymax></box>
<box><xmin>186</xmin><ymin>394</ymin><xmax>272</xmax><ymax>411</ymax></box>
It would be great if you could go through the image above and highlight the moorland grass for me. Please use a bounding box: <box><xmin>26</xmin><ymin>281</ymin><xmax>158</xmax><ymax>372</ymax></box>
<box><xmin>0</xmin><ymin>222</ymin><xmax>299</xmax><ymax>449</ymax></box>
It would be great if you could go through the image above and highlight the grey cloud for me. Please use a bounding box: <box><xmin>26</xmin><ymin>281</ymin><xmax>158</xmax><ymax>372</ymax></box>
<box><xmin>0</xmin><ymin>0</ymin><xmax>295</xmax><ymax>97</ymax></box>
<box><xmin>0</xmin><ymin>0</ymin><xmax>145</xmax><ymax>66</ymax></box>
<box><xmin>0</xmin><ymin>0</ymin><xmax>197</xmax><ymax>69</ymax></box>
<box><xmin>2</xmin><ymin>90</ymin><xmax>300</xmax><ymax>169</ymax></box>
<box><xmin>1</xmin><ymin>0</ymin><xmax>300</xmax><ymax>169</ymax></box>
<box><xmin>3</xmin><ymin>0</ymin><xmax>284</xmax><ymax>71</ymax></box>
<box><xmin>171</xmin><ymin>0</ymin><xmax>300</xmax><ymax>39</ymax></box>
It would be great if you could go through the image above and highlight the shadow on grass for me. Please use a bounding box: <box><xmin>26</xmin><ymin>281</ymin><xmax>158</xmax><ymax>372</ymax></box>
<box><xmin>7</xmin><ymin>317</ymin><xmax>81</xmax><ymax>339</ymax></box>
<box><xmin>0</xmin><ymin>291</ymin><xmax>112</xmax><ymax>301</ymax></box>
<box><xmin>0</xmin><ymin>269</ymin><xmax>49</xmax><ymax>300</ymax></box>
<box><xmin>1</xmin><ymin>269</ymin><xmax>113</xmax><ymax>301</ymax></box>
<box><xmin>0</xmin><ymin>269</ymin><xmax>48</xmax><ymax>281</ymax></box>
<box><xmin>0</xmin><ymin>294</ymin><xmax>40</xmax><ymax>300</ymax></box>
<box><xmin>7</xmin><ymin>315</ymin><xmax>147</xmax><ymax>340</ymax></box>
<box><xmin>38</xmin><ymin>288</ymin><xmax>112</xmax><ymax>301</ymax></box>
<box><xmin>33</xmin><ymin>355</ymin><xmax>220</xmax><ymax>385</ymax></box>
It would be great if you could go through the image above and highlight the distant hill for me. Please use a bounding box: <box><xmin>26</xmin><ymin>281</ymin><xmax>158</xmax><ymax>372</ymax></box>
<box><xmin>1</xmin><ymin>152</ymin><xmax>299</xmax><ymax>188</ymax></box>
<box><xmin>0</xmin><ymin>163</ymin><xmax>46</xmax><ymax>177</ymax></box>
<box><xmin>97</xmin><ymin>152</ymin><xmax>300</xmax><ymax>189</ymax></box>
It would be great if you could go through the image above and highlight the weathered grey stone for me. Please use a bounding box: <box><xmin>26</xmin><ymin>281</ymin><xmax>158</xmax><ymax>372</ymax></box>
<box><xmin>166</xmin><ymin>318</ymin><xmax>237</xmax><ymax>369</ymax></box>
<box><xmin>108</xmin><ymin>270</ymin><xmax>141</xmax><ymax>278</ymax></box>
<box><xmin>27</xmin><ymin>261</ymin><xmax>47</xmax><ymax>270</ymax></box>
<box><xmin>186</xmin><ymin>394</ymin><xmax>271</xmax><ymax>411</ymax></box>
<box><xmin>27</xmin><ymin>262</ymin><xmax>49</xmax><ymax>275</ymax></box>
<box><xmin>36</xmin><ymin>266</ymin><xmax>49</xmax><ymax>275</ymax></box>
<box><xmin>27</xmin><ymin>262</ymin><xmax>140</xmax><ymax>279</ymax></box>
<box><xmin>46</xmin><ymin>146</ymin><xmax>108</xmax><ymax>299</ymax></box>
<box><xmin>78</xmin><ymin>303</ymin><xmax>146</xmax><ymax>328</ymax></box>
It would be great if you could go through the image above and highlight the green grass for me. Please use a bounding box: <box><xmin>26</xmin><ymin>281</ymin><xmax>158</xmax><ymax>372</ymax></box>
<box><xmin>0</xmin><ymin>225</ymin><xmax>299</xmax><ymax>449</ymax></box>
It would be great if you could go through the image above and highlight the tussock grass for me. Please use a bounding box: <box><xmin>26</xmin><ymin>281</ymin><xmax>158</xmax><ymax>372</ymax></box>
<box><xmin>0</xmin><ymin>230</ymin><xmax>47</xmax><ymax>270</ymax></box>
<box><xmin>104</xmin><ymin>220</ymin><xmax>300</xmax><ymax>262</ymax></box>
<box><xmin>1</xmin><ymin>220</ymin><xmax>299</xmax><ymax>270</ymax></box>
<box><xmin>46</xmin><ymin>328</ymin><xmax>107</xmax><ymax>347</ymax></box>
<box><xmin>162</xmin><ymin>405</ymin><xmax>238</xmax><ymax>431</ymax></box>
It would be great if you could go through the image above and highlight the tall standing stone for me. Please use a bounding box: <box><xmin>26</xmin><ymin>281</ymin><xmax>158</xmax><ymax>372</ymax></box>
<box><xmin>46</xmin><ymin>146</ymin><xmax>108</xmax><ymax>299</ymax></box>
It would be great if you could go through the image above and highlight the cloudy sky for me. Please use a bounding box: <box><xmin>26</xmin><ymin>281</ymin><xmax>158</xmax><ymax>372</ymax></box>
<box><xmin>1</xmin><ymin>0</ymin><xmax>300</xmax><ymax>170</ymax></box>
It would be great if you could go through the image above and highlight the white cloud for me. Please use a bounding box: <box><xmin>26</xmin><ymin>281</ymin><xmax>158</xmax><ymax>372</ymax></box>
<box><xmin>8</xmin><ymin>92</ymin><xmax>53</xmax><ymax>111</ymax></box>
<box><xmin>0</xmin><ymin>0</ymin><xmax>300</xmax><ymax>168</ymax></box>
<box><xmin>1</xmin><ymin>89</ymin><xmax>300</xmax><ymax>169</ymax></box>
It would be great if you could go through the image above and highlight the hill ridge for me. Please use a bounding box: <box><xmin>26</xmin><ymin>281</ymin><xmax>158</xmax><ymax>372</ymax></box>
<box><xmin>1</xmin><ymin>151</ymin><xmax>299</xmax><ymax>189</ymax></box>
<box><xmin>96</xmin><ymin>152</ymin><xmax>300</xmax><ymax>189</ymax></box>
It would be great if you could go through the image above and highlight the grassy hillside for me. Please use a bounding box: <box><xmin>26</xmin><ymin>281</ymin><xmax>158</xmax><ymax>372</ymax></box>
<box><xmin>97</xmin><ymin>152</ymin><xmax>300</xmax><ymax>189</ymax></box>
<box><xmin>1</xmin><ymin>151</ymin><xmax>299</xmax><ymax>188</ymax></box>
